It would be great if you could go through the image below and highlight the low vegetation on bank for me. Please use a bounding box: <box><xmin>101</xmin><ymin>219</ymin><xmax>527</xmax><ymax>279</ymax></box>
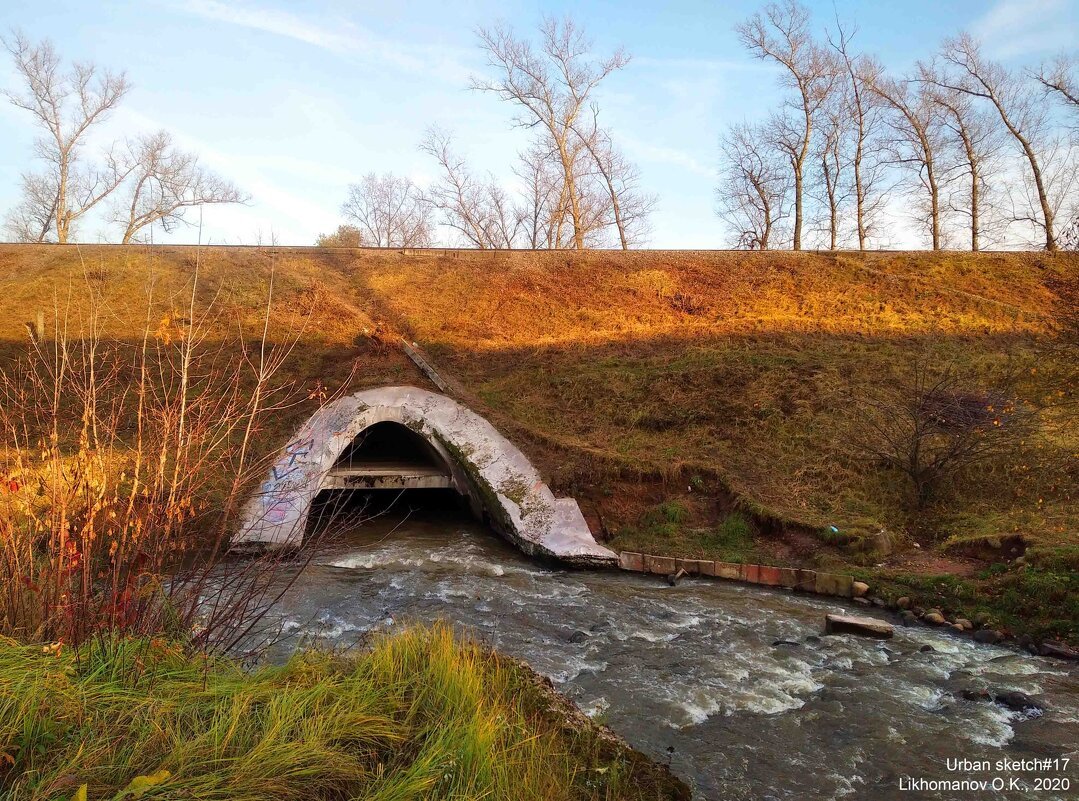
<box><xmin>1</xmin><ymin>625</ymin><xmax>686</xmax><ymax>801</ymax></box>
<box><xmin>0</xmin><ymin>245</ymin><xmax>1075</xmax><ymax>646</ymax></box>
<box><xmin>0</xmin><ymin>245</ymin><xmax>687</xmax><ymax>798</ymax></box>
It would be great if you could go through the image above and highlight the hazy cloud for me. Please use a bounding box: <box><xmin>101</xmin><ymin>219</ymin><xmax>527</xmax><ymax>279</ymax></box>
<box><xmin>971</xmin><ymin>0</ymin><xmax>1075</xmax><ymax>57</ymax></box>
<box><xmin>177</xmin><ymin>0</ymin><xmax>473</xmax><ymax>81</ymax></box>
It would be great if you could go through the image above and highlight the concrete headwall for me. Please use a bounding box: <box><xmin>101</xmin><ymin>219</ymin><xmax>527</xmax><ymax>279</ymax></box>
<box><xmin>232</xmin><ymin>386</ymin><xmax>617</xmax><ymax>567</ymax></box>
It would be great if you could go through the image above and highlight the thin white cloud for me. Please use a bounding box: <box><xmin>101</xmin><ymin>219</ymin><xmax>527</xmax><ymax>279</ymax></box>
<box><xmin>634</xmin><ymin>56</ymin><xmax>778</xmax><ymax>74</ymax></box>
<box><xmin>182</xmin><ymin>0</ymin><xmax>356</xmax><ymax>53</ymax></box>
<box><xmin>971</xmin><ymin>0</ymin><xmax>1076</xmax><ymax>58</ymax></box>
<box><xmin>620</xmin><ymin>134</ymin><xmax>714</xmax><ymax>179</ymax></box>
<box><xmin>101</xmin><ymin>106</ymin><xmax>339</xmax><ymax>243</ymax></box>
<box><xmin>176</xmin><ymin>0</ymin><xmax>473</xmax><ymax>82</ymax></box>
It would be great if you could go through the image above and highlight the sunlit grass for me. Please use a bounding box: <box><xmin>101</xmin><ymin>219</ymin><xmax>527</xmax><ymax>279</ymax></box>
<box><xmin>0</xmin><ymin>623</ymin><xmax>682</xmax><ymax>801</ymax></box>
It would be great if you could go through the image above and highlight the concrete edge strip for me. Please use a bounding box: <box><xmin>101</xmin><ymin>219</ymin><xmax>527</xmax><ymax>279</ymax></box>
<box><xmin>616</xmin><ymin>551</ymin><xmax>856</xmax><ymax>598</ymax></box>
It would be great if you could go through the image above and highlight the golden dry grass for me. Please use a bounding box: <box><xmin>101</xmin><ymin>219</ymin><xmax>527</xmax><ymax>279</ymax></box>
<box><xmin>1</xmin><ymin>245</ymin><xmax>1075</xmax><ymax>568</ymax></box>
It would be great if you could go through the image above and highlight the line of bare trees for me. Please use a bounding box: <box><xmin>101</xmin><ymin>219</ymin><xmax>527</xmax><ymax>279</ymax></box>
<box><xmin>322</xmin><ymin>17</ymin><xmax>656</xmax><ymax>250</ymax></box>
<box><xmin>2</xmin><ymin>31</ymin><xmax>247</xmax><ymax>244</ymax></box>
<box><xmin>719</xmin><ymin>1</ymin><xmax>1079</xmax><ymax>251</ymax></box>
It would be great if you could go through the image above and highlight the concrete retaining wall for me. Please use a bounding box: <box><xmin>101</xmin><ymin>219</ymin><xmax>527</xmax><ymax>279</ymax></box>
<box><xmin>617</xmin><ymin>551</ymin><xmax>855</xmax><ymax>598</ymax></box>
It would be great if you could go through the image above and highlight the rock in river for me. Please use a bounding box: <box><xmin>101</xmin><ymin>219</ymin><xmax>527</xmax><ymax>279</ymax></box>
<box><xmin>993</xmin><ymin>691</ymin><xmax>1045</xmax><ymax>713</ymax></box>
<box><xmin>825</xmin><ymin>614</ymin><xmax>894</xmax><ymax>640</ymax></box>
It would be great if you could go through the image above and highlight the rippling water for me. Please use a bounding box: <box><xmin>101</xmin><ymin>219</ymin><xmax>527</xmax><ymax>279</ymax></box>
<box><xmin>266</xmin><ymin>510</ymin><xmax>1079</xmax><ymax>800</ymax></box>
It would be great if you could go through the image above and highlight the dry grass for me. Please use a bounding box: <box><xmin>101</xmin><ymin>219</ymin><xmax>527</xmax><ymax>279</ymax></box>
<box><xmin>0</xmin><ymin>623</ymin><xmax>688</xmax><ymax>800</ymax></box>
<box><xmin>1</xmin><ymin>245</ymin><xmax>1076</xmax><ymax>609</ymax></box>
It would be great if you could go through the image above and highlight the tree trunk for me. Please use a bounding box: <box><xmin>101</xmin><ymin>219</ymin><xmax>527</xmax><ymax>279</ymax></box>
<box><xmin>557</xmin><ymin>142</ymin><xmax>584</xmax><ymax>250</ymax></box>
<box><xmin>989</xmin><ymin>98</ymin><xmax>1057</xmax><ymax>250</ymax></box>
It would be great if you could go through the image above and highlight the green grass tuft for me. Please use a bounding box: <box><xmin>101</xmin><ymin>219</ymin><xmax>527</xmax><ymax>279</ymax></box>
<box><xmin>0</xmin><ymin>624</ymin><xmax>687</xmax><ymax>800</ymax></box>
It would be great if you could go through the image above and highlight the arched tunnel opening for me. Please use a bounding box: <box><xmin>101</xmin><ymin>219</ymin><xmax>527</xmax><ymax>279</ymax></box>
<box><xmin>305</xmin><ymin>421</ymin><xmax>476</xmax><ymax>539</ymax></box>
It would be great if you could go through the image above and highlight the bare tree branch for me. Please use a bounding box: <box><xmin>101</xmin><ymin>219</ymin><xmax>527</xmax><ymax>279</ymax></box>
<box><xmin>473</xmin><ymin>16</ymin><xmax>629</xmax><ymax>249</ymax></box>
<box><xmin>737</xmin><ymin>0</ymin><xmax>838</xmax><ymax>250</ymax></box>
<box><xmin>116</xmin><ymin>130</ymin><xmax>248</xmax><ymax>244</ymax></box>
<box><xmin>3</xmin><ymin>30</ymin><xmax>130</xmax><ymax>243</ymax></box>
<box><xmin>341</xmin><ymin>173</ymin><xmax>433</xmax><ymax>248</ymax></box>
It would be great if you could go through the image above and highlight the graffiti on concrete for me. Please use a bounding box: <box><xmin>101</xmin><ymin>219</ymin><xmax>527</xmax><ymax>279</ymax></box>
<box><xmin>232</xmin><ymin>386</ymin><xmax>617</xmax><ymax>567</ymax></box>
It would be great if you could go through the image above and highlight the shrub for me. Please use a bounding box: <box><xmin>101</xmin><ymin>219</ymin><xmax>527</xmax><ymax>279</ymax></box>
<box><xmin>849</xmin><ymin>357</ymin><xmax>1041</xmax><ymax>510</ymax></box>
<box><xmin>0</xmin><ymin>255</ymin><xmax>309</xmax><ymax>659</ymax></box>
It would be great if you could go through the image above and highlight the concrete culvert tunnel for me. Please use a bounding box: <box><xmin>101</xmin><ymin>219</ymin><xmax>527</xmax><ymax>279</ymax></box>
<box><xmin>232</xmin><ymin>386</ymin><xmax>617</xmax><ymax>567</ymax></box>
<box><xmin>306</xmin><ymin>421</ymin><xmax>469</xmax><ymax>537</ymax></box>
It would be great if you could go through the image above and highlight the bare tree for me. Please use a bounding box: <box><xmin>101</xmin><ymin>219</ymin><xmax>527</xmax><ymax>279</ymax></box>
<box><xmin>737</xmin><ymin>1</ymin><xmax>836</xmax><ymax>250</ymax></box>
<box><xmin>473</xmin><ymin>17</ymin><xmax>629</xmax><ymax>250</ymax></box>
<box><xmin>341</xmin><ymin>173</ymin><xmax>433</xmax><ymax>248</ymax></box>
<box><xmin>923</xmin><ymin>64</ymin><xmax>1005</xmax><ymax>252</ymax></box>
<box><xmin>115</xmin><ymin>130</ymin><xmax>246</xmax><ymax>244</ymax></box>
<box><xmin>870</xmin><ymin>74</ymin><xmax>948</xmax><ymax>249</ymax></box>
<box><xmin>1036</xmin><ymin>54</ymin><xmax>1079</xmax><ymax>116</ymax></box>
<box><xmin>812</xmin><ymin>89</ymin><xmax>850</xmax><ymax>249</ymax></box>
<box><xmin>717</xmin><ymin>122</ymin><xmax>790</xmax><ymax>250</ymax></box>
<box><xmin>573</xmin><ymin>108</ymin><xmax>656</xmax><ymax>249</ymax></box>
<box><xmin>829</xmin><ymin>21</ymin><xmax>888</xmax><ymax>249</ymax></box>
<box><xmin>514</xmin><ymin>140</ymin><xmax>564</xmax><ymax>248</ymax></box>
<box><xmin>3</xmin><ymin>32</ymin><xmax>131</xmax><ymax>244</ymax></box>
<box><xmin>935</xmin><ymin>34</ymin><xmax>1060</xmax><ymax>250</ymax></box>
<box><xmin>3</xmin><ymin>173</ymin><xmax>58</xmax><ymax>242</ymax></box>
<box><xmin>419</xmin><ymin>127</ymin><xmax>521</xmax><ymax>248</ymax></box>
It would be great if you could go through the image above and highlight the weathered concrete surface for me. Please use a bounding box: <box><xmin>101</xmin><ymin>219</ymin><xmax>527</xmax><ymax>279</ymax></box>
<box><xmin>232</xmin><ymin>385</ymin><xmax>616</xmax><ymax>567</ymax></box>
<box><xmin>825</xmin><ymin>614</ymin><xmax>895</xmax><ymax>639</ymax></box>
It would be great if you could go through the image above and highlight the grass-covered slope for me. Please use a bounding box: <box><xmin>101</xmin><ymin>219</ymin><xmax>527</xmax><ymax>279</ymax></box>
<box><xmin>1</xmin><ymin>244</ymin><xmax>1076</xmax><ymax>638</ymax></box>
<box><xmin>0</xmin><ymin>625</ymin><xmax>687</xmax><ymax>800</ymax></box>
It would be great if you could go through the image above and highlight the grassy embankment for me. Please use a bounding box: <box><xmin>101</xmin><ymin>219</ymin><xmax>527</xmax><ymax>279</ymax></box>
<box><xmin>0</xmin><ymin>245</ymin><xmax>1075</xmax><ymax>642</ymax></box>
<box><xmin>0</xmin><ymin>244</ymin><xmax>688</xmax><ymax>799</ymax></box>
<box><xmin>0</xmin><ymin>624</ymin><xmax>686</xmax><ymax>801</ymax></box>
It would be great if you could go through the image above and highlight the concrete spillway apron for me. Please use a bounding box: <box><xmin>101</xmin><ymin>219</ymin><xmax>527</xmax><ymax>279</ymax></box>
<box><xmin>231</xmin><ymin>386</ymin><xmax>617</xmax><ymax>567</ymax></box>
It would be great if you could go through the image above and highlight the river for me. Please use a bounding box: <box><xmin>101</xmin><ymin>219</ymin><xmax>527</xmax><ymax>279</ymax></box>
<box><xmin>266</xmin><ymin>507</ymin><xmax>1079</xmax><ymax>800</ymax></box>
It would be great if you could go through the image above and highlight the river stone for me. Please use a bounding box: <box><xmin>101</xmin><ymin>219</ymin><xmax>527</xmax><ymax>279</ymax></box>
<box><xmin>825</xmin><ymin>614</ymin><xmax>894</xmax><ymax>639</ymax></box>
<box><xmin>901</xmin><ymin>610</ymin><xmax>918</xmax><ymax>626</ymax></box>
<box><xmin>852</xmin><ymin>581</ymin><xmax>870</xmax><ymax>598</ymax></box>
<box><xmin>1039</xmin><ymin>642</ymin><xmax>1079</xmax><ymax>660</ymax></box>
<box><xmin>920</xmin><ymin>644</ymin><xmax>935</xmax><ymax>653</ymax></box>
<box><xmin>853</xmin><ymin>597</ymin><xmax>870</xmax><ymax>606</ymax></box>
<box><xmin>567</xmin><ymin>630</ymin><xmax>589</xmax><ymax>644</ymax></box>
<box><xmin>923</xmin><ymin>611</ymin><xmax>946</xmax><ymax>625</ymax></box>
<box><xmin>896</xmin><ymin>596</ymin><xmax>912</xmax><ymax>610</ymax></box>
<box><xmin>993</xmin><ymin>690</ymin><xmax>1044</xmax><ymax>713</ymax></box>
<box><xmin>955</xmin><ymin>618</ymin><xmax>974</xmax><ymax>631</ymax></box>
<box><xmin>973</xmin><ymin>629</ymin><xmax>1004</xmax><ymax>644</ymax></box>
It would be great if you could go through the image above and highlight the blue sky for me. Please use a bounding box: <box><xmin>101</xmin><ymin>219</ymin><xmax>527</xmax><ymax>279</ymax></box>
<box><xmin>0</xmin><ymin>0</ymin><xmax>1076</xmax><ymax>247</ymax></box>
